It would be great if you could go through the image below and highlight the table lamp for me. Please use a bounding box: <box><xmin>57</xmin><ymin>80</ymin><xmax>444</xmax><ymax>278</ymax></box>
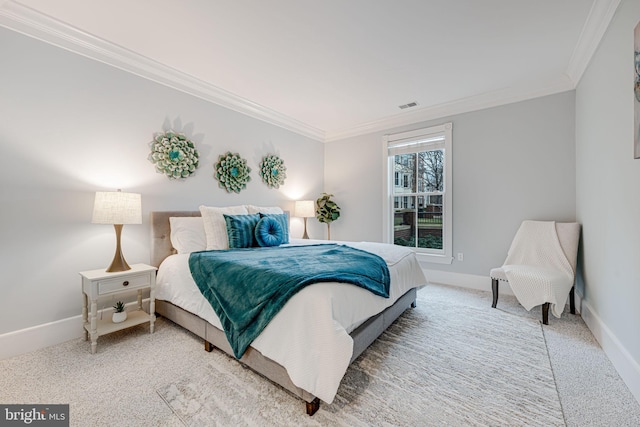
<box><xmin>294</xmin><ymin>200</ymin><xmax>315</xmax><ymax>239</ymax></box>
<box><xmin>92</xmin><ymin>190</ymin><xmax>142</xmax><ymax>272</ymax></box>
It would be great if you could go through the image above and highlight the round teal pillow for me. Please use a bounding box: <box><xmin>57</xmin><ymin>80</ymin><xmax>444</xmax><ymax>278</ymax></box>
<box><xmin>255</xmin><ymin>216</ymin><xmax>284</xmax><ymax>247</ymax></box>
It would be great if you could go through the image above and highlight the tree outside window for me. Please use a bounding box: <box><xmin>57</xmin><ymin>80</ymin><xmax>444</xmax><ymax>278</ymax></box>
<box><xmin>393</xmin><ymin>149</ymin><xmax>444</xmax><ymax>250</ymax></box>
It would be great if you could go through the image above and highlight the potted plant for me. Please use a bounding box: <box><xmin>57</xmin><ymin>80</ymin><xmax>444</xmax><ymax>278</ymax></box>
<box><xmin>315</xmin><ymin>193</ymin><xmax>341</xmax><ymax>240</ymax></box>
<box><xmin>112</xmin><ymin>301</ymin><xmax>127</xmax><ymax>323</ymax></box>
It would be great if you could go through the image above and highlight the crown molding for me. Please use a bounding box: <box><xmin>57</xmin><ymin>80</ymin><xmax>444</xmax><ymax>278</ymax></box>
<box><xmin>0</xmin><ymin>1</ymin><xmax>325</xmax><ymax>142</ymax></box>
<box><xmin>325</xmin><ymin>76</ymin><xmax>575</xmax><ymax>142</ymax></box>
<box><xmin>328</xmin><ymin>0</ymin><xmax>623</xmax><ymax>144</ymax></box>
<box><xmin>0</xmin><ymin>1</ymin><xmax>617</xmax><ymax>144</ymax></box>
<box><xmin>566</xmin><ymin>0</ymin><xmax>621</xmax><ymax>85</ymax></box>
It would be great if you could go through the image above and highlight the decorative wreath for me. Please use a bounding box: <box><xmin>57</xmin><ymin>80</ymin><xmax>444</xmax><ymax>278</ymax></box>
<box><xmin>635</xmin><ymin>50</ymin><xmax>640</xmax><ymax>102</ymax></box>
<box><xmin>259</xmin><ymin>154</ymin><xmax>287</xmax><ymax>189</ymax></box>
<box><xmin>214</xmin><ymin>151</ymin><xmax>251</xmax><ymax>193</ymax></box>
<box><xmin>148</xmin><ymin>130</ymin><xmax>199</xmax><ymax>179</ymax></box>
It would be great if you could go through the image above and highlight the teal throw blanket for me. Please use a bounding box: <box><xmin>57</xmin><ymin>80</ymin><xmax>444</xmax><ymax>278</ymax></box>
<box><xmin>188</xmin><ymin>244</ymin><xmax>390</xmax><ymax>358</ymax></box>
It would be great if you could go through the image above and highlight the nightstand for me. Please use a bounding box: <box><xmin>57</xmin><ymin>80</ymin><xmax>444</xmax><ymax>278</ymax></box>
<box><xmin>80</xmin><ymin>263</ymin><xmax>157</xmax><ymax>354</ymax></box>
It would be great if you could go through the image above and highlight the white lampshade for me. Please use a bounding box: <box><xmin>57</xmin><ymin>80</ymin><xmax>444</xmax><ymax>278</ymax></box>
<box><xmin>92</xmin><ymin>190</ymin><xmax>142</xmax><ymax>272</ymax></box>
<box><xmin>294</xmin><ymin>200</ymin><xmax>315</xmax><ymax>218</ymax></box>
<box><xmin>92</xmin><ymin>191</ymin><xmax>142</xmax><ymax>225</ymax></box>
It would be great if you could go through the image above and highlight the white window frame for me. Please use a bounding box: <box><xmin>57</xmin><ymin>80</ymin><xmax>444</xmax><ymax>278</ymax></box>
<box><xmin>382</xmin><ymin>122</ymin><xmax>453</xmax><ymax>264</ymax></box>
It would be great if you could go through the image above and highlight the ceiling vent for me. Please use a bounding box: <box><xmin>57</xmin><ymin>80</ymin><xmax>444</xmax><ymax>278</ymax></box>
<box><xmin>398</xmin><ymin>101</ymin><xmax>419</xmax><ymax>110</ymax></box>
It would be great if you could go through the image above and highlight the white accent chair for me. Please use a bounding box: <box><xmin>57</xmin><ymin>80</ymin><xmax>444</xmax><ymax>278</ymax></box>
<box><xmin>490</xmin><ymin>221</ymin><xmax>581</xmax><ymax>324</ymax></box>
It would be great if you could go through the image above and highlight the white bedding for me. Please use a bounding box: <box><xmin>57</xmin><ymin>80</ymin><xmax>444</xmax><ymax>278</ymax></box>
<box><xmin>155</xmin><ymin>239</ymin><xmax>427</xmax><ymax>404</ymax></box>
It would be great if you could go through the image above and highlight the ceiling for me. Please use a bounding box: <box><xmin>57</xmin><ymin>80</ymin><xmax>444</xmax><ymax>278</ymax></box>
<box><xmin>0</xmin><ymin>0</ymin><xmax>619</xmax><ymax>141</ymax></box>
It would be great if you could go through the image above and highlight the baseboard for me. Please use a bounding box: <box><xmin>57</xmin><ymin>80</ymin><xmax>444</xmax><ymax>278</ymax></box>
<box><xmin>0</xmin><ymin>315</ymin><xmax>84</xmax><ymax>360</ymax></box>
<box><xmin>423</xmin><ymin>269</ymin><xmax>514</xmax><ymax>296</ymax></box>
<box><xmin>424</xmin><ymin>270</ymin><xmax>583</xmax><ymax>315</ymax></box>
<box><xmin>0</xmin><ymin>300</ymin><xmax>151</xmax><ymax>360</ymax></box>
<box><xmin>581</xmin><ymin>299</ymin><xmax>640</xmax><ymax>405</ymax></box>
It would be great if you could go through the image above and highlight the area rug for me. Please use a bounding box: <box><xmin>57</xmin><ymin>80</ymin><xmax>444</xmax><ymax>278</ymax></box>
<box><xmin>157</xmin><ymin>287</ymin><xmax>565</xmax><ymax>426</ymax></box>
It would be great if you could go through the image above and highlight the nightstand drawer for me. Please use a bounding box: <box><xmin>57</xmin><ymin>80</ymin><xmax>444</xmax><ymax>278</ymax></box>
<box><xmin>98</xmin><ymin>273</ymin><xmax>150</xmax><ymax>294</ymax></box>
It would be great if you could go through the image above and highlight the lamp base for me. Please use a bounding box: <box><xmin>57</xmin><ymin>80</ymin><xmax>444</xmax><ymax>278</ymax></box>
<box><xmin>302</xmin><ymin>218</ymin><xmax>310</xmax><ymax>239</ymax></box>
<box><xmin>105</xmin><ymin>224</ymin><xmax>132</xmax><ymax>272</ymax></box>
<box><xmin>106</xmin><ymin>253</ymin><xmax>131</xmax><ymax>273</ymax></box>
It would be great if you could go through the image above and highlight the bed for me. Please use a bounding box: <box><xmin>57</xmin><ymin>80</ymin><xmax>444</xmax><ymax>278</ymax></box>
<box><xmin>150</xmin><ymin>209</ymin><xmax>427</xmax><ymax>415</ymax></box>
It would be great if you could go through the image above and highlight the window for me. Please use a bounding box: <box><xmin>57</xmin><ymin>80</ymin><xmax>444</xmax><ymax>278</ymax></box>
<box><xmin>382</xmin><ymin>123</ymin><xmax>453</xmax><ymax>264</ymax></box>
<box><xmin>402</xmin><ymin>173</ymin><xmax>410</xmax><ymax>188</ymax></box>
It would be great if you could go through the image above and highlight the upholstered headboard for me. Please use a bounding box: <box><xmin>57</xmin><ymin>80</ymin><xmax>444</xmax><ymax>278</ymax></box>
<box><xmin>150</xmin><ymin>211</ymin><xmax>201</xmax><ymax>268</ymax></box>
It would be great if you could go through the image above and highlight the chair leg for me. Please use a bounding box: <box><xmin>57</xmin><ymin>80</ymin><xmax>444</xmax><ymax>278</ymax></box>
<box><xmin>491</xmin><ymin>278</ymin><xmax>499</xmax><ymax>308</ymax></box>
<box><xmin>569</xmin><ymin>286</ymin><xmax>576</xmax><ymax>315</ymax></box>
<box><xmin>542</xmin><ymin>303</ymin><xmax>550</xmax><ymax>325</ymax></box>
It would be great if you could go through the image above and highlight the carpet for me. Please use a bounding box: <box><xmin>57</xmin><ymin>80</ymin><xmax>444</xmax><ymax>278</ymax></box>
<box><xmin>157</xmin><ymin>287</ymin><xmax>565</xmax><ymax>426</ymax></box>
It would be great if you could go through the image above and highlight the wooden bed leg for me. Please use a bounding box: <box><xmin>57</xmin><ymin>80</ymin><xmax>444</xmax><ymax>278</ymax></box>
<box><xmin>306</xmin><ymin>398</ymin><xmax>320</xmax><ymax>416</ymax></box>
<box><xmin>204</xmin><ymin>340</ymin><xmax>213</xmax><ymax>352</ymax></box>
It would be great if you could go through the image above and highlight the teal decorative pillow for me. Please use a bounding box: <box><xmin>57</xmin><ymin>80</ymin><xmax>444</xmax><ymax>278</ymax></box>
<box><xmin>259</xmin><ymin>212</ymin><xmax>289</xmax><ymax>244</ymax></box>
<box><xmin>255</xmin><ymin>217</ymin><xmax>284</xmax><ymax>247</ymax></box>
<box><xmin>224</xmin><ymin>214</ymin><xmax>260</xmax><ymax>248</ymax></box>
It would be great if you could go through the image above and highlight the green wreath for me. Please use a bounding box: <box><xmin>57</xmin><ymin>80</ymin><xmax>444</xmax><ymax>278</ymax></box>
<box><xmin>214</xmin><ymin>152</ymin><xmax>251</xmax><ymax>193</ymax></box>
<box><xmin>259</xmin><ymin>154</ymin><xmax>287</xmax><ymax>189</ymax></box>
<box><xmin>148</xmin><ymin>130</ymin><xmax>199</xmax><ymax>179</ymax></box>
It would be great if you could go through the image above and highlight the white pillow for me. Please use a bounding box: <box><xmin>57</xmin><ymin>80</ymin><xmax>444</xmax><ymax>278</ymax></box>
<box><xmin>199</xmin><ymin>205</ymin><xmax>248</xmax><ymax>250</ymax></box>
<box><xmin>169</xmin><ymin>217</ymin><xmax>206</xmax><ymax>254</ymax></box>
<box><xmin>245</xmin><ymin>205</ymin><xmax>284</xmax><ymax>215</ymax></box>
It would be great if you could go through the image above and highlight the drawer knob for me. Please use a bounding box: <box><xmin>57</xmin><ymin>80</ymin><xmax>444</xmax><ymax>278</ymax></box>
<box><xmin>122</xmin><ymin>281</ymin><xmax>129</xmax><ymax>287</ymax></box>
